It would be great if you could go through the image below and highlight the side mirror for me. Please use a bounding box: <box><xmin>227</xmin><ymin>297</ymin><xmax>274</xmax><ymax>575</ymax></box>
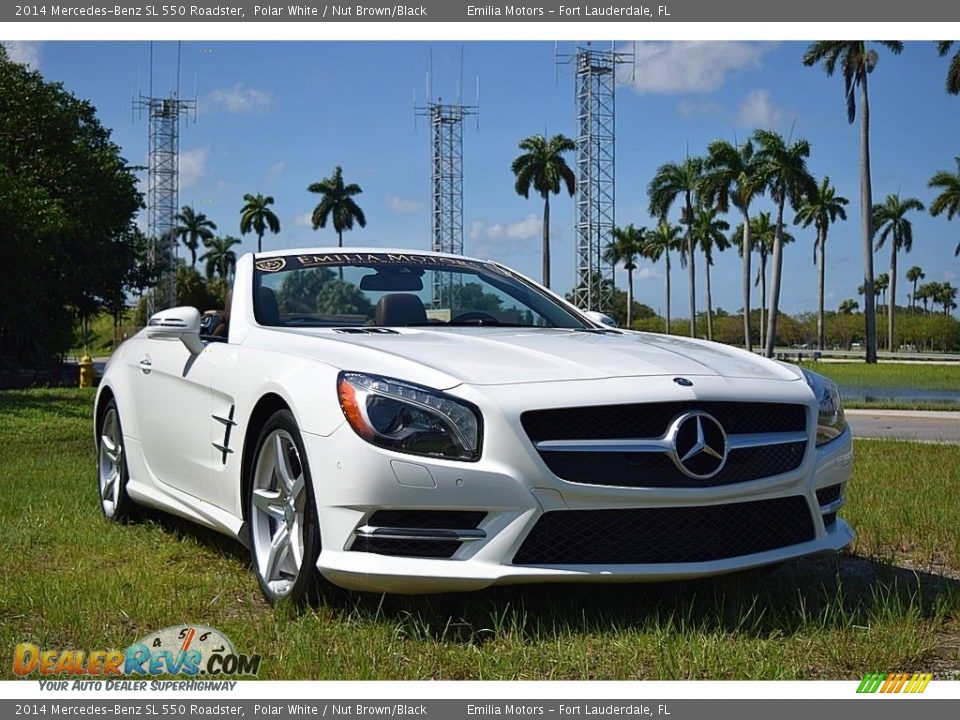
<box><xmin>583</xmin><ymin>310</ymin><xmax>617</xmax><ymax>328</ymax></box>
<box><xmin>146</xmin><ymin>306</ymin><xmax>204</xmax><ymax>355</ymax></box>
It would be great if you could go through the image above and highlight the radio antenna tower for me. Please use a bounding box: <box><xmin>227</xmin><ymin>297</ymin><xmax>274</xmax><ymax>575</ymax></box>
<box><xmin>134</xmin><ymin>41</ymin><xmax>196</xmax><ymax>316</ymax></box>
<box><xmin>415</xmin><ymin>49</ymin><xmax>478</xmax><ymax>309</ymax></box>
<box><xmin>558</xmin><ymin>43</ymin><xmax>632</xmax><ymax>313</ymax></box>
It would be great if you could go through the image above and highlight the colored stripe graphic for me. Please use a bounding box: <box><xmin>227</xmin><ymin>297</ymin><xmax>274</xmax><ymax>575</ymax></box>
<box><xmin>857</xmin><ymin>672</ymin><xmax>932</xmax><ymax>693</ymax></box>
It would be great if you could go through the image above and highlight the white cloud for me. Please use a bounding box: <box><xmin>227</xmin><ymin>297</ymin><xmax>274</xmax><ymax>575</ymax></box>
<box><xmin>386</xmin><ymin>194</ymin><xmax>423</xmax><ymax>214</ymax></box>
<box><xmin>505</xmin><ymin>214</ymin><xmax>541</xmax><ymax>240</ymax></box>
<box><xmin>202</xmin><ymin>84</ymin><xmax>273</xmax><ymax>114</ymax></box>
<box><xmin>467</xmin><ymin>221</ymin><xmax>486</xmax><ymax>241</ymax></box>
<box><xmin>625</xmin><ymin>42</ymin><xmax>772</xmax><ymax>94</ymax></box>
<box><xmin>468</xmin><ymin>214</ymin><xmax>542</xmax><ymax>243</ymax></box>
<box><xmin>265</xmin><ymin>162</ymin><xmax>284</xmax><ymax>182</ymax></box>
<box><xmin>636</xmin><ymin>267</ymin><xmax>661</xmax><ymax>280</ymax></box>
<box><xmin>944</xmin><ymin>270</ymin><xmax>958</xmax><ymax>282</ymax></box>
<box><xmin>677</xmin><ymin>99</ymin><xmax>725</xmax><ymax>118</ymax></box>
<box><xmin>736</xmin><ymin>89</ymin><xmax>791</xmax><ymax>129</ymax></box>
<box><xmin>4</xmin><ymin>41</ymin><xmax>41</xmax><ymax>69</ymax></box>
<box><xmin>294</xmin><ymin>212</ymin><xmax>314</xmax><ymax>228</ymax></box>
<box><xmin>178</xmin><ymin>147</ymin><xmax>208</xmax><ymax>190</ymax></box>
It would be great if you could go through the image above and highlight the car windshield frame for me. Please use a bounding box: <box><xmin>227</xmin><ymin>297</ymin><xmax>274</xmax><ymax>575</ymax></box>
<box><xmin>251</xmin><ymin>252</ymin><xmax>592</xmax><ymax>330</ymax></box>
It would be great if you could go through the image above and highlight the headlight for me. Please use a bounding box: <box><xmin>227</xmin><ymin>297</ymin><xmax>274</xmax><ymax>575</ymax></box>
<box><xmin>801</xmin><ymin>369</ymin><xmax>847</xmax><ymax>446</ymax></box>
<box><xmin>337</xmin><ymin>372</ymin><xmax>482</xmax><ymax>461</ymax></box>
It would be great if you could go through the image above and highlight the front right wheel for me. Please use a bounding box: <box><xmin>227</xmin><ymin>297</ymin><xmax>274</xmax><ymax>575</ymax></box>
<box><xmin>247</xmin><ymin>409</ymin><xmax>324</xmax><ymax>605</ymax></box>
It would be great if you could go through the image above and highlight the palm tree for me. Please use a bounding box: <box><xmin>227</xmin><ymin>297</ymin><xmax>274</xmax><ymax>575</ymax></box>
<box><xmin>937</xmin><ymin>282</ymin><xmax>959</xmax><ymax>316</ymax></box>
<box><xmin>872</xmin><ymin>193</ymin><xmax>924</xmax><ymax>351</ymax></box>
<box><xmin>876</xmin><ymin>272</ymin><xmax>890</xmax><ymax>313</ymax></box>
<box><xmin>735</xmin><ymin>213</ymin><xmax>793</xmax><ymax>350</ymax></box>
<box><xmin>199</xmin><ymin>235</ymin><xmax>242</xmax><ymax>280</ymax></box>
<box><xmin>928</xmin><ymin>157</ymin><xmax>960</xmax><ymax>257</ymax></box>
<box><xmin>753</xmin><ymin>129</ymin><xmax>816</xmax><ymax>358</ymax></box>
<box><xmin>308</xmin><ymin>165</ymin><xmax>366</xmax><ymax>248</ymax></box>
<box><xmin>906</xmin><ymin>266</ymin><xmax>925</xmax><ymax>312</ymax></box>
<box><xmin>240</xmin><ymin>193</ymin><xmax>281</xmax><ymax>253</ymax></box>
<box><xmin>641</xmin><ymin>220</ymin><xmax>683</xmax><ymax>334</ymax></box>
<box><xmin>175</xmin><ymin>205</ymin><xmax>217</xmax><ymax>268</ymax></box>
<box><xmin>648</xmin><ymin>156</ymin><xmax>703</xmax><ymax>337</ymax></box>
<box><xmin>604</xmin><ymin>224</ymin><xmax>646</xmax><ymax>328</ymax></box>
<box><xmin>511</xmin><ymin>134</ymin><xmax>576</xmax><ymax>289</ymax></box>
<box><xmin>703</xmin><ymin>139</ymin><xmax>766</xmax><ymax>350</ymax></box>
<box><xmin>937</xmin><ymin>42</ymin><xmax>960</xmax><ymax>94</ymax></box>
<box><xmin>839</xmin><ymin>298</ymin><xmax>859</xmax><ymax>314</ymax></box>
<box><xmin>916</xmin><ymin>282</ymin><xmax>935</xmax><ymax>315</ymax></box>
<box><xmin>691</xmin><ymin>206</ymin><xmax>730</xmax><ymax>341</ymax></box>
<box><xmin>803</xmin><ymin>40</ymin><xmax>904</xmax><ymax>363</ymax></box>
<box><xmin>794</xmin><ymin>176</ymin><xmax>849</xmax><ymax>351</ymax></box>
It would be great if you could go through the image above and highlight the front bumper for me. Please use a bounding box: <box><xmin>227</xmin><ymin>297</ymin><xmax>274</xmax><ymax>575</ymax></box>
<box><xmin>305</xmin><ymin>376</ymin><xmax>855</xmax><ymax>593</ymax></box>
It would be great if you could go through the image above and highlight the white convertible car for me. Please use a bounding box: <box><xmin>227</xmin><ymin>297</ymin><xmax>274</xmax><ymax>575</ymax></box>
<box><xmin>95</xmin><ymin>249</ymin><xmax>853</xmax><ymax>603</ymax></box>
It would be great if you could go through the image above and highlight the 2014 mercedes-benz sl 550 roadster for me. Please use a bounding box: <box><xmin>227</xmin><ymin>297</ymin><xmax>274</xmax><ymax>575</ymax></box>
<box><xmin>95</xmin><ymin>249</ymin><xmax>853</xmax><ymax>603</ymax></box>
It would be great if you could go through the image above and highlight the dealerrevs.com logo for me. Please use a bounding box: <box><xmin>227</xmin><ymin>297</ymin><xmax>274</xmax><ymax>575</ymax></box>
<box><xmin>13</xmin><ymin>625</ymin><xmax>261</xmax><ymax>680</ymax></box>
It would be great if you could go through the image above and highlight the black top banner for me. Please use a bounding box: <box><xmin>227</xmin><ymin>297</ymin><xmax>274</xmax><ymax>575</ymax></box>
<box><xmin>4</xmin><ymin>0</ymin><xmax>959</xmax><ymax>22</ymax></box>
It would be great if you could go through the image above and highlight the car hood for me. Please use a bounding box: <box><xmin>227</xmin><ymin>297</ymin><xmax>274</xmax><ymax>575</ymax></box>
<box><xmin>261</xmin><ymin>327</ymin><xmax>801</xmax><ymax>387</ymax></box>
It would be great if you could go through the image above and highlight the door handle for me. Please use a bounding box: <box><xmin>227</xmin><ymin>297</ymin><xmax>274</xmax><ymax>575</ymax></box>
<box><xmin>138</xmin><ymin>357</ymin><xmax>152</xmax><ymax>374</ymax></box>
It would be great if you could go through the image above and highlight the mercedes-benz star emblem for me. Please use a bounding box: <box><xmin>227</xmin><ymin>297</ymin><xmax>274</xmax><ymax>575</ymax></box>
<box><xmin>669</xmin><ymin>411</ymin><xmax>728</xmax><ymax>479</ymax></box>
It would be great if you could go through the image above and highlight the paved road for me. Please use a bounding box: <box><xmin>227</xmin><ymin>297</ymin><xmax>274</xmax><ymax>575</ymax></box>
<box><xmin>846</xmin><ymin>409</ymin><xmax>960</xmax><ymax>443</ymax></box>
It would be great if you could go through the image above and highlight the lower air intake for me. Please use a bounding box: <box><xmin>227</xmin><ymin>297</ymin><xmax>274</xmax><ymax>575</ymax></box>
<box><xmin>513</xmin><ymin>496</ymin><xmax>814</xmax><ymax>565</ymax></box>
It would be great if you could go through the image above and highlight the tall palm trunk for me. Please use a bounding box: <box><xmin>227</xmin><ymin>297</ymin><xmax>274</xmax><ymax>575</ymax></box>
<box><xmin>764</xmin><ymin>198</ymin><xmax>786</xmax><ymax>358</ymax></box>
<box><xmin>758</xmin><ymin>250</ymin><xmax>767</xmax><ymax>349</ymax></box>
<box><xmin>860</xmin><ymin>75</ymin><xmax>878</xmax><ymax>363</ymax></box>
<box><xmin>888</xmin><ymin>242</ymin><xmax>897</xmax><ymax>352</ymax></box>
<box><xmin>740</xmin><ymin>211</ymin><xmax>752</xmax><ymax>351</ymax></box>
<box><xmin>337</xmin><ymin>229</ymin><xmax>344</xmax><ymax>281</ymax></box>
<box><xmin>664</xmin><ymin>250</ymin><xmax>672</xmax><ymax>335</ymax></box>
<box><xmin>542</xmin><ymin>193</ymin><xmax>551</xmax><ymax>289</ymax></box>
<box><xmin>685</xmin><ymin>191</ymin><xmax>696</xmax><ymax>338</ymax></box>
<box><xmin>257</xmin><ymin>231</ymin><xmax>263</xmax><ymax>253</ymax></box>
<box><xmin>816</xmin><ymin>226</ymin><xmax>826</xmax><ymax>351</ymax></box>
<box><xmin>705</xmin><ymin>256</ymin><xmax>714</xmax><ymax>341</ymax></box>
<box><xmin>626</xmin><ymin>267</ymin><xmax>634</xmax><ymax>328</ymax></box>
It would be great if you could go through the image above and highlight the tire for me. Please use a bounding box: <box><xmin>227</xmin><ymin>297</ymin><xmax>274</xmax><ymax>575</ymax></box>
<box><xmin>247</xmin><ymin>409</ymin><xmax>324</xmax><ymax>605</ymax></box>
<box><xmin>97</xmin><ymin>399</ymin><xmax>136</xmax><ymax>521</ymax></box>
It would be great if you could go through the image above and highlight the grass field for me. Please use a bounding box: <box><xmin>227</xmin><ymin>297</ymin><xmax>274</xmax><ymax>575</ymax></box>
<box><xmin>797</xmin><ymin>362</ymin><xmax>960</xmax><ymax>411</ymax></box>
<box><xmin>799</xmin><ymin>361</ymin><xmax>960</xmax><ymax>391</ymax></box>
<box><xmin>1</xmin><ymin>389</ymin><xmax>957</xmax><ymax>680</ymax></box>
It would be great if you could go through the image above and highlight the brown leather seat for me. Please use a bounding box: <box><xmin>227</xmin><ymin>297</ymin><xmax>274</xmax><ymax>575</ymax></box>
<box><xmin>375</xmin><ymin>293</ymin><xmax>427</xmax><ymax>327</ymax></box>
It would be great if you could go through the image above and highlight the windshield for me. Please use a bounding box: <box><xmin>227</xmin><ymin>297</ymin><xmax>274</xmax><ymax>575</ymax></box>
<box><xmin>252</xmin><ymin>252</ymin><xmax>589</xmax><ymax>329</ymax></box>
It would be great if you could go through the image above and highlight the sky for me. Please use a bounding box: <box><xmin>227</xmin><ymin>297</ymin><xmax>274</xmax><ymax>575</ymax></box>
<box><xmin>4</xmin><ymin>39</ymin><xmax>959</xmax><ymax>316</ymax></box>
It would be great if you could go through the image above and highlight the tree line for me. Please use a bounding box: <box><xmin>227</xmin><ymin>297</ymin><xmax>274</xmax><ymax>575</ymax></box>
<box><xmin>3</xmin><ymin>41</ymin><xmax>959</xmax><ymax>365</ymax></box>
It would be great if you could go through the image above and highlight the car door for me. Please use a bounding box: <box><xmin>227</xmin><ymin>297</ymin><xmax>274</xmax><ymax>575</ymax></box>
<box><xmin>132</xmin><ymin>333</ymin><xmax>218</xmax><ymax>503</ymax></box>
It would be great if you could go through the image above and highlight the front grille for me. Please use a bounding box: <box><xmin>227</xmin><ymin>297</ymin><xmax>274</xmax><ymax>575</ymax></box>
<box><xmin>351</xmin><ymin>537</ymin><xmax>460</xmax><ymax>558</ymax></box>
<box><xmin>522</xmin><ymin>401</ymin><xmax>807</xmax><ymax>442</ymax></box>
<box><xmin>540</xmin><ymin>441</ymin><xmax>806</xmax><ymax>488</ymax></box>
<box><xmin>367</xmin><ymin>510</ymin><xmax>486</xmax><ymax>530</ymax></box>
<box><xmin>513</xmin><ymin>495</ymin><xmax>815</xmax><ymax>565</ymax></box>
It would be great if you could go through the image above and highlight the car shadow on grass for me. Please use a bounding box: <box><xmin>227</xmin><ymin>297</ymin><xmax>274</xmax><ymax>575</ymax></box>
<box><xmin>129</xmin><ymin>505</ymin><xmax>959</xmax><ymax>650</ymax></box>
<box><xmin>337</xmin><ymin>553</ymin><xmax>960</xmax><ymax>646</ymax></box>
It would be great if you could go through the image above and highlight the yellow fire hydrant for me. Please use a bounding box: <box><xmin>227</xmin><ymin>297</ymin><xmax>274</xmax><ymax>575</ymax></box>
<box><xmin>79</xmin><ymin>355</ymin><xmax>94</xmax><ymax>388</ymax></box>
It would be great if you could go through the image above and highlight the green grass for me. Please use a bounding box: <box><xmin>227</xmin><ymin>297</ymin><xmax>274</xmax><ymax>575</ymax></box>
<box><xmin>799</xmin><ymin>361</ymin><xmax>960</xmax><ymax>392</ymax></box>
<box><xmin>1</xmin><ymin>389</ymin><xmax>957</xmax><ymax>680</ymax></box>
<box><xmin>845</xmin><ymin>400</ymin><xmax>960</xmax><ymax>411</ymax></box>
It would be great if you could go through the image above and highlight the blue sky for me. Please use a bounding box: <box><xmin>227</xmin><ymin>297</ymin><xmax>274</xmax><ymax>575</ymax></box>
<box><xmin>5</xmin><ymin>40</ymin><xmax>959</xmax><ymax>316</ymax></box>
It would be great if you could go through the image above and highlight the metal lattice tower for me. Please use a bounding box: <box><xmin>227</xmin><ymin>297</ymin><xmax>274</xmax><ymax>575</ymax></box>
<box><xmin>415</xmin><ymin>100</ymin><xmax>477</xmax><ymax>308</ymax></box>
<box><xmin>561</xmin><ymin>46</ymin><xmax>631</xmax><ymax>313</ymax></box>
<box><xmin>134</xmin><ymin>44</ymin><xmax>195</xmax><ymax>316</ymax></box>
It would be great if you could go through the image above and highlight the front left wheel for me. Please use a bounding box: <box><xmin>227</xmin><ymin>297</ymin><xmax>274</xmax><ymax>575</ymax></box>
<box><xmin>97</xmin><ymin>399</ymin><xmax>136</xmax><ymax>520</ymax></box>
<box><xmin>247</xmin><ymin>410</ymin><xmax>324</xmax><ymax>605</ymax></box>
